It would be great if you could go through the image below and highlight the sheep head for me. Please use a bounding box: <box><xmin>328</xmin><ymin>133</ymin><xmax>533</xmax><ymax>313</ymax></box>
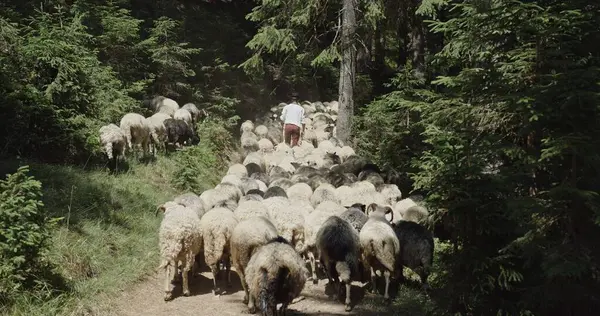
<box><xmin>366</xmin><ymin>203</ymin><xmax>394</xmax><ymax>223</ymax></box>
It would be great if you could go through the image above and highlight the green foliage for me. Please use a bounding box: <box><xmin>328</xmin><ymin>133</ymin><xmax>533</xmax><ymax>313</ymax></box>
<box><xmin>140</xmin><ymin>16</ymin><xmax>202</xmax><ymax>100</ymax></box>
<box><xmin>0</xmin><ymin>166</ymin><xmax>61</xmax><ymax>304</ymax></box>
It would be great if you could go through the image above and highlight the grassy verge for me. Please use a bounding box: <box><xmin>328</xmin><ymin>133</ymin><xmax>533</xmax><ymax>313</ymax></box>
<box><xmin>0</xmin><ymin>140</ymin><xmax>228</xmax><ymax>315</ymax></box>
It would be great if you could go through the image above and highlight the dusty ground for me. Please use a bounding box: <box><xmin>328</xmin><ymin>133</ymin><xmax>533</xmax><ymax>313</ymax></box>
<box><xmin>109</xmin><ymin>265</ymin><xmax>405</xmax><ymax>316</ymax></box>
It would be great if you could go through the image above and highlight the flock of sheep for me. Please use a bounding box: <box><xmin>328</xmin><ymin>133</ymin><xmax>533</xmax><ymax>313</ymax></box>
<box><xmin>155</xmin><ymin>100</ymin><xmax>435</xmax><ymax>315</ymax></box>
<box><xmin>98</xmin><ymin>96</ymin><xmax>207</xmax><ymax>163</ymax></box>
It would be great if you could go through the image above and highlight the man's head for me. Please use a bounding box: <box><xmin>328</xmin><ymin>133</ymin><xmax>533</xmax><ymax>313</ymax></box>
<box><xmin>290</xmin><ymin>92</ymin><xmax>299</xmax><ymax>102</ymax></box>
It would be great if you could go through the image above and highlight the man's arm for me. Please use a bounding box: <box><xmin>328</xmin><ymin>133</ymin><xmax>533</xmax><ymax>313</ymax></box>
<box><xmin>280</xmin><ymin>105</ymin><xmax>288</xmax><ymax>122</ymax></box>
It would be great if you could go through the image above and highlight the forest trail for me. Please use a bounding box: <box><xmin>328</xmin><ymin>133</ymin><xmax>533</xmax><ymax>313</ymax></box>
<box><xmin>109</xmin><ymin>266</ymin><xmax>397</xmax><ymax>316</ymax></box>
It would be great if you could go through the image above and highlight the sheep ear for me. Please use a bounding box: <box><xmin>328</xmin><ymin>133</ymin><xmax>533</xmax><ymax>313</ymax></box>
<box><xmin>155</xmin><ymin>205</ymin><xmax>166</xmax><ymax>216</ymax></box>
<box><xmin>385</xmin><ymin>206</ymin><xmax>394</xmax><ymax>223</ymax></box>
<box><xmin>366</xmin><ymin>203</ymin><xmax>377</xmax><ymax>215</ymax></box>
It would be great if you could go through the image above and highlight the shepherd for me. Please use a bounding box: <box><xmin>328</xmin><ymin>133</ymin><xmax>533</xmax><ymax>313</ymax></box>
<box><xmin>280</xmin><ymin>92</ymin><xmax>305</xmax><ymax>147</ymax></box>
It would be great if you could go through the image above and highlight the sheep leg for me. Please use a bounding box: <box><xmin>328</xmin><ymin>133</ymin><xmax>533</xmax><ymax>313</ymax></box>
<box><xmin>344</xmin><ymin>281</ymin><xmax>352</xmax><ymax>311</ymax></box>
<box><xmin>247</xmin><ymin>294</ymin><xmax>257</xmax><ymax>314</ymax></box>
<box><xmin>225</xmin><ymin>259</ymin><xmax>232</xmax><ymax>288</ymax></box>
<box><xmin>182</xmin><ymin>253</ymin><xmax>195</xmax><ymax>297</ymax></box>
<box><xmin>308</xmin><ymin>251</ymin><xmax>318</xmax><ymax>284</ymax></box>
<box><xmin>383</xmin><ymin>270</ymin><xmax>391</xmax><ymax>301</ymax></box>
<box><xmin>239</xmin><ymin>271</ymin><xmax>249</xmax><ymax>304</ymax></box>
<box><xmin>418</xmin><ymin>268</ymin><xmax>431</xmax><ymax>291</ymax></box>
<box><xmin>163</xmin><ymin>261</ymin><xmax>174</xmax><ymax>301</ymax></box>
<box><xmin>210</xmin><ymin>265</ymin><xmax>220</xmax><ymax>295</ymax></box>
<box><xmin>370</xmin><ymin>266</ymin><xmax>377</xmax><ymax>294</ymax></box>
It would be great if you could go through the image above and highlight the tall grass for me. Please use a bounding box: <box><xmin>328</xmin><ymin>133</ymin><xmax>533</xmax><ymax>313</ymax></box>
<box><xmin>0</xmin><ymin>143</ymin><xmax>227</xmax><ymax>315</ymax></box>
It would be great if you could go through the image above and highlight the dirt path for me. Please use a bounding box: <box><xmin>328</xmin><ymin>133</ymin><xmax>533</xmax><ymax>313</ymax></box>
<box><xmin>109</xmin><ymin>266</ymin><xmax>398</xmax><ymax>316</ymax></box>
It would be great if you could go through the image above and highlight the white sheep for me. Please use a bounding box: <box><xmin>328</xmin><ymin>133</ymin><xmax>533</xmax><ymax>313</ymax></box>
<box><xmin>240</xmin><ymin>120</ymin><xmax>255</xmax><ymax>133</ymax></box>
<box><xmin>258</xmin><ymin>138</ymin><xmax>274</xmax><ymax>153</ymax></box>
<box><xmin>335</xmin><ymin>146</ymin><xmax>356</xmax><ymax>162</ymax></box>
<box><xmin>394</xmin><ymin>197</ymin><xmax>429</xmax><ymax>224</ymax></box>
<box><xmin>244</xmin><ymin>237</ymin><xmax>308</xmax><ymax>314</ymax></box>
<box><xmin>233</xmin><ymin>200</ymin><xmax>270</xmax><ymax>222</ymax></box>
<box><xmin>262</xmin><ymin>197</ymin><xmax>306</xmax><ymax>253</ymax></box>
<box><xmin>230</xmin><ymin>216</ymin><xmax>279</xmax><ymax>305</ymax></box>
<box><xmin>174</xmin><ymin>108</ymin><xmax>193</xmax><ymax>126</ymax></box>
<box><xmin>254</xmin><ymin>124</ymin><xmax>268</xmax><ymax>138</ymax></box>
<box><xmin>182</xmin><ymin>103</ymin><xmax>204</xmax><ymax>124</ymax></box>
<box><xmin>157</xmin><ymin>97</ymin><xmax>180</xmax><ymax>117</ymax></box>
<box><xmin>378</xmin><ymin>184</ymin><xmax>402</xmax><ymax>206</ymax></box>
<box><xmin>241</xmin><ymin>131</ymin><xmax>259</xmax><ymax>153</ymax></box>
<box><xmin>98</xmin><ymin>124</ymin><xmax>127</xmax><ymax>161</ymax></box>
<box><xmin>145</xmin><ymin>114</ymin><xmax>169</xmax><ymax>155</ymax></box>
<box><xmin>119</xmin><ymin>112</ymin><xmax>151</xmax><ymax>157</ymax></box>
<box><xmin>243</xmin><ymin>152</ymin><xmax>266</xmax><ymax>172</ymax></box>
<box><xmin>227</xmin><ymin>163</ymin><xmax>248</xmax><ymax>179</ymax></box>
<box><xmin>173</xmin><ymin>192</ymin><xmax>206</xmax><ymax>218</ymax></box>
<box><xmin>286</xmin><ymin>182</ymin><xmax>313</xmax><ymax>201</ymax></box>
<box><xmin>310</xmin><ymin>183</ymin><xmax>340</xmax><ymax>208</ymax></box>
<box><xmin>199</xmin><ymin>207</ymin><xmax>238</xmax><ymax>295</ymax></box>
<box><xmin>359</xmin><ymin>203</ymin><xmax>400</xmax><ymax>301</ymax></box>
<box><xmin>156</xmin><ymin>201</ymin><xmax>202</xmax><ymax>301</ymax></box>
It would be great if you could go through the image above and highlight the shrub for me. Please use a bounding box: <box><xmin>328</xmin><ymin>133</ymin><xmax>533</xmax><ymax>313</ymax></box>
<box><xmin>0</xmin><ymin>166</ymin><xmax>62</xmax><ymax>303</ymax></box>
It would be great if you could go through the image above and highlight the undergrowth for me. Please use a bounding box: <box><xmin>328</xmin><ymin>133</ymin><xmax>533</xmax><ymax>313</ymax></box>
<box><xmin>0</xmin><ymin>132</ymin><xmax>231</xmax><ymax>315</ymax></box>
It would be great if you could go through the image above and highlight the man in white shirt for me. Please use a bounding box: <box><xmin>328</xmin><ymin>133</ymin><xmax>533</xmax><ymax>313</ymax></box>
<box><xmin>280</xmin><ymin>92</ymin><xmax>305</xmax><ymax>147</ymax></box>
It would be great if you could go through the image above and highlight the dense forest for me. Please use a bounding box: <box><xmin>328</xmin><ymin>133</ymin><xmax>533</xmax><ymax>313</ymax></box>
<box><xmin>1</xmin><ymin>0</ymin><xmax>599</xmax><ymax>315</ymax></box>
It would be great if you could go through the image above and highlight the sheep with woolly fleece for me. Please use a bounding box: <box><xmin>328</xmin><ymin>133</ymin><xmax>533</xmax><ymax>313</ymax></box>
<box><xmin>254</xmin><ymin>124</ymin><xmax>268</xmax><ymax>138</ymax></box>
<box><xmin>157</xmin><ymin>98</ymin><xmax>180</xmax><ymax>117</ymax></box>
<box><xmin>200</xmin><ymin>183</ymin><xmax>242</xmax><ymax>211</ymax></box>
<box><xmin>308</xmin><ymin>174</ymin><xmax>330</xmax><ymax>191</ymax></box>
<box><xmin>174</xmin><ymin>192</ymin><xmax>206</xmax><ymax>218</ymax></box>
<box><xmin>286</xmin><ymin>182</ymin><xmax>313</xmax><ymax>201</ymax></box>
<box><xmin>263</xmin><ymin>196</ymin><xmax>306</xmax><ymax>254</ymax></box>
<box><xmin>254</xmin><ymin>179</ymin><xmax>268</xmax><ymax>192</ymax></box>
<box><xmin>182</xmin><ymin>103</ymin><xmax>205</xmax><ymax>124</ymax></box>
<box><xmin>244</xmin><ymin>236</ymin><xmax>308</xmax><ymax>315</ymax></box>
<box><xmin>233</xmin><ymin>200</ymin><xmax>270</xmax><ymax>222</ymax></box>
<box><xmin>264</xmin><ymin>186</ymin><xmax>288</xmax><ymax>199</ymax></box>
<box><xmin>227</xmin><ymin>163</ymin><xmax>248</xmax><ymax>179</ymax></box>
<box><xmin>251</xmin><ymin>172</ymin><xmax>271</xmax><ymax>187</ymax></box>
<box><xmin>339</xmin><ymin>203</ymin><xmax>368</xmax><ymax>233</ymax></box>
<box><xmin>392</xmin><ymin>220</ymin><xmax>434</xmax><ymax>290</ymax></box>
<box><xmin>230</xmin><ymin>216</ymin><xmax>279</xmax><ymax>305</ymax></box>
<box><xmin>268</xmin><ymin>178</ymin><xmax>294</xmax><ymax>191</ymax></box>
<box><xmin>240</xmin><ymin>191</ymin><xmax>264</xmax><ymax>203</ymax></box>
<box><xmin>156</xmin><ymin>201</ymin><xmax>202</xmax><ymax>301</ymax></box>
<box><xmin>268</xmin><ymin>165</ymin><xmax>291</xmax><ymax>180</ymax></box>
<box><xmin>119</xmin><ymin>113</ymin><xmax>151</xmax><ymax>157</ymax></box>
<box><xmin>241</xmin><ymin>131</ymin><xmax>260</xmax><ymax>154</ymax></box>
<box><xmin>173</xmin><ymin>108</ymin><xmax>193</xmax><ymax>126</ymax></box>
<box><xmin>145</xmin><ymin>114</ymin><xmax>169</xmax><ymax>155</ymax></box>
<box><xmin>99</xmin><ymin>124</ymin><xmax>127</xmax><ymax>162</ymax></box>
<box><xmin>337</xmin><ymin>181</ymin><xmax>380</xmax><ymax>207</ymax></box>
<box><xmin>291</xmin><ymin>174</ymin><xmax>310</xmax><ymax>184</ymax></box>
<box><xmin>358</xmin><ymin>170</ymin><xmax>385</xmax><ymax>187</ymax></box>
<box><xmin>243</xmin><ymin>152</ymin><xmax>266</xmax><ymax>173</ymax></box>
<box><xmin>394</xmin><ymin>197</ymin><xmax>429</xmax><ymax>224</ymax></box>
<box><xmin>199</xmin><ymin>207</ymin><xmax>238</xmax><ymax>295</ymax></box>
<box><xmin>239</xmin><ymin>177</ymin><xmax>260</xmax><ymax>195</ymax></box>
<box><xmin>240</xmin><ymin>120</ymin><xmax>255</xmax><ymax>133</ymax></box>
<box><xmin>293</xmin><ymin>141</ymin><xmax>314</xmax><ymax>159</ymax></box>
<box><xmin>335</xmin><ymin>146</ymin><xmax>355</xmax><ymax>162</ymax></box>
<box><xmin>274</xmin><ymin>142</ymin><xmax>294</xmax><ymax>155</ymax></box>
<box><xmin>164</xmin><ymin>118</ymin><xmax>199</xmax><ymax>147</ymax></box>
<box><xmin>314</xmin><ymin>200</ymin><xmax>346</xmax><ymax>215</ymax></box>
<box><xmin>310</xmin><ymin>183</ymin><xmax>340</xmax><ymax>208</ymax></box>
<box><xmin>316</xmin><ymin>215</ymin><xmax>361</xmax><ymax>311</ymax></box>
<box><xmin>245</xmin><ymin>162</ymin><xmax>264</xmax><ymax>176</ymax></box>
<box><xmin>360</xmin><ymin>203</ymin><xmax>400</xmax><ymax>301</ymax></box>
<box><xmin>378</xmin><ymin>184</ymin><xmax>402</xmax><ymax>206</ymax></box>
<box><xmin>258</xmin><ymin>138</ymin><xmax>274</xmax><ymax>153</ymax></box>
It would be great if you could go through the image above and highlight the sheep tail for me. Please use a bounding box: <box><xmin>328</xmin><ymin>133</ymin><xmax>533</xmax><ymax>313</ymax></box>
<box><xmin>259</xmin><ymin>266</ymin><xmax>289</xmax><ymax>315</ymax></box>
<box><xmin>376</xmin><ymin>240</ymin><xmax>396</xmax><ymax>273</ymax></box>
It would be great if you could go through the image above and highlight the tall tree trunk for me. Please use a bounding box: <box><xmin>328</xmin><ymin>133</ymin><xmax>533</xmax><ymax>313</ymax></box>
<box><xmin>410</xmin><ymin>14</ymin><xmax>426</xmax><ymax>77</ymax></box>
<box><xmin>337</xmin><ymin>0</ymin><xmax>357</xmax><ymax>144</ymax></box>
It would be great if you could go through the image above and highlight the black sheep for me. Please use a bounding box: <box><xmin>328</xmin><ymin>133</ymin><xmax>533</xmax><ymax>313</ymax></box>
<box><xmin>164</xmin><ymin>118</ymin><xmax>199</xmax><ymax>147</ymax></box>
